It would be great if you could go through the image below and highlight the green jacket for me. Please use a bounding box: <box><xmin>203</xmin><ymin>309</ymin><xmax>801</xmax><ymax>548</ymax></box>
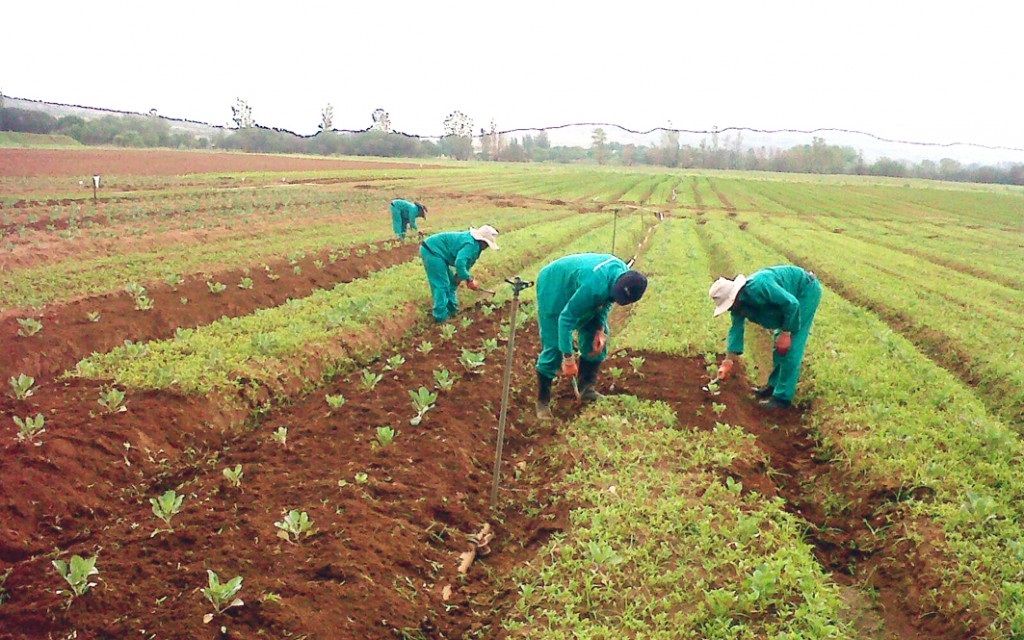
<box><xmin>537</xmin><ymin>253</ymin><xmax>627</xmax><ymax>355</ymax></box>
<box><xmin>422</xmin><ymin>231</ymin><xmax>482</xmax><ymax>281</ymax></box>
<box><xmin>727</xmin><ymin>265</ymin><xmax>813</xmax><ymax>354</ymax></box>
<box><xmin>390</xmin><ymin>199</ymin><xmax>423</xmax><ymax>235</ymax></box>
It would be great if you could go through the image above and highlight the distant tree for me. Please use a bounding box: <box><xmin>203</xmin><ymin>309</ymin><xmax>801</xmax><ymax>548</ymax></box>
<box><xmin>320</xmin><ymin>103</ymin><xmax>334</xmax><ymax>132</ymax></box>
<box><xmin>591</xmin><ymin>128</ymin><xmax>609</xmax><ymax>165</ymax></box>
<box><xmin>231</xmin><ymin>98</ymin><xmax>254</xmax><ymax>129</ymax></box>
<box><xmin>621</xmin><ymin>143</ymin><xmax>637</xmax><ymax>166</ymax></box>
<box><xmin>480</xmin><ymin>119</ymin><xmax>502</xmax><ymax>160</ymax></box>
<box><xmin>0</xmin><ymin>108</ymin><xmax>57</xmax><ymax>134</ymax></box>
<box><xmin>441</xmin><ymin>110</ymin><xmax>474</xmax><ymax>160</ymax></box>
<box><xmin>371</xmin><ymin>108</ymin><xmax>391</xmax><ymax>132</ymax></box>
<box><xmin>0</xmin><ymin>89</ymin><xmax>5</xmax><ymax>130</ymax></box>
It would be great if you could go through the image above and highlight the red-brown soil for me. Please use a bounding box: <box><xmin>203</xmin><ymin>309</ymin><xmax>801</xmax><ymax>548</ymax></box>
<box><xmin>0</xmin><ymin>148</ymin><xmax>435</xmax><ymax>179</ymax></box>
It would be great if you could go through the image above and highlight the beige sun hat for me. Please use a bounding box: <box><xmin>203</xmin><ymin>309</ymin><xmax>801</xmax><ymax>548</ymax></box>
<box><xmin>709</xmin><ymin>274</ymin><xmax>747</xmax><ymax>316</ymax></box>
<box><xmin>469</xmin><ymin>225</ymin><xmax>500</xmax><ymax>250</ymax></box>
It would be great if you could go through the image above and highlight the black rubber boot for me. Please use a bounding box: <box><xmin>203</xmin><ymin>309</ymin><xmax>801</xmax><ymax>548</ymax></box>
<box><xmin>752</xmin><ymin>384</ymin><xmax>775</xmax><ymax>399</ymax></box>
<box><xmin>578</xmin><ymin>359</ymin><xmax>603</xmax><ymax>404</ymax></box>
<box><xmin>536</xmin><ymin>373</ymin><xmax>553</xmax><ymax>420</ymax></box>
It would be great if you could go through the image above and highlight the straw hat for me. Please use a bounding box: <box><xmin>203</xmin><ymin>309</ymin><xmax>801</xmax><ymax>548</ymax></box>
<box><xmin>709</xmin><ymin>275</ymin><xmax>747</xmax><ymax>316</ymax></box>
<box><xmin>469</xmin><ymin>225</ymin><xmax>500</xmax><ymax>250</ymax></box>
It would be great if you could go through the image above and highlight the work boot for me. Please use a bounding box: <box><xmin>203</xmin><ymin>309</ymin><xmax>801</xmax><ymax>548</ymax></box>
<box><xmin>752</xmin><ymin>384</ymin><xmax>775</xmax><ymax>399</ymax></box>
<box><xmin>758</xmin><ymin>396</ymin><xmax>792</xmax><ymax>410</ymax></box>
<box><xmin>536</xmin><ymin>373</ymin><xmax>554</xmax><ymax>421</ymax></box>
<box><xmin>578</xmin><ymin>359</ymin><xmax>604</xmax><ymax>404</ymax></box>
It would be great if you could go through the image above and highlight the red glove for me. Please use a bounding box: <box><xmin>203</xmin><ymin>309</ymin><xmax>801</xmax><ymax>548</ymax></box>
<box><xmin>589</xmin><ymin>330</ymin><xmax>607</xmax><ymax>357</ymax></box>
<box><xmin>466</xmin><ymin>278</ymin><xmax>481</xmax><ymax>291</ymax></box>
<box><xmin>717</xmin><ymin>358</ymin><xmax>734</xmax><ymax>381</ymax></box>
<box><xmin>561</xmin><ymin>355</ymin><xmax>579</xmax><ymax>377</ymax></box>
<box><xmin>775</xmin><ymin>332</ymin><xmax>792</xmax><ymax>356</ymax></box>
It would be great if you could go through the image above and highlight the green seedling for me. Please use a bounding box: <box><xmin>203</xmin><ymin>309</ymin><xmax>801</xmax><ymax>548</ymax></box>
<box><xmin>360</xmin><ymin>369</ymin><xmax>383</xmax><ymax>391</ymax></box>
<box><xmin>206</xmin><ymin>281</ymin><xmax>227</xmax><ymax>294</ymax></box>
<box><xmin>16</xmin><ymin>317</ymin><xmax>43</xmax><ymax>337</ymax></box>
<box><xmin>293</xmin><ymin>265</ymin><xmax>302</xmax><ymax>275</ymax></box>
<box><xmin>630</xmin><ymin>356</ymin><xmax>646</xmax><ymax>375</ymax></box>
<box><xmin>459</xmin><ymin>316</ymin><xmax>473</xmax><ymax>329</ymax></box>
<box><xmin>98</xmin><ymin>387</ymin><xmax>128</xmax><ymax>413</ymax></box>
<box><xmin>433</xmin><ymin>368</ymin><xmax>457</xmax><ymax>392</ymax></box>
<box><xmin>417</xmin><ymin>340</ymin><xmax>434</xmax><ymax>355</ymax></box>
<box><xmin>385</xmin><ymin>354</ymin><xmax>406</xmax><ymax>371</ymax></box>
<box><xmin>124</xmin><ymin>282</ymin><xmax>147</xmax><ymax>298</ymax></box>
<box><xmin>134</xmin><ymin>295</ymin><xmax>154</xmax><ymax>311</ymax></box>
<box><xmin>275</xmin><ymin>509</ymin><xmax>315</xmax><ymax>542</ymax></box>
<box><xmin>150</xmin><ymin>489</ymin><xmax>184</xmax><ymax>531</ymax></box>
<box><xmin>223</xmin><ymin>464</ymin><xmax>244</xmax><ymax>488</ymax></box>
<box><xmin>86</xmin><ymin>311</ymin><xmax>101</xmax><ymax>323</ymax></box>
<box><xmin>712</xmin><ymin>402</ymin><xmax>728</xmax><ymax>416</ymax></box>
<box><xmin>481</xmin><ymin>304</ymin><xmax>496</xmax><ymax>317</ymax></box>
<box><xmin>9</xmin><ymin>374</ymin><xmax>35</xmax><ymax>400</ymax></box>
<box><xmin>459</xmin><ymin>349</ymin><xmax>486</xmax><ymax>373</ymax></box>
<box><xmin>238</xmin><ymin>276</ymin><xmax>254</xmax><ymax>289</ymax></box>
<box><xmin>14</xmin><ymin>414</ymin><xmax>46</xmax><ymax>445</ymax></box>
<box><xmin>313</xmin><ymin>259</ymin><xmax>324</xmax><ymax>269</ymax></box>
<box><xmin>164</xmin><ymin>273</ymin><xmax>184</xmax><ymax>288</ymax></box>
<box><xmin>439</xmin><ymin>324</ymin><xmax>457</xmax><ymax>340</ymax></box>
<box><xmin>52</xmin><ymin>555</ymin><xmax>99</xmax><ymax>599</ymax></box>
<box><xmin>354</xmin><ymin>472</ymin><xmax>369</xmax><ymax>484</ymax></box>
<box><xmin>272</xmin><ymin>426</ymin><xmax>288</xmax><ymax>447</ymax></box>
<box><xmin>180</xmin><ymin>297</ymin><xmax>189</xmax><ymax>304</ymax></box>
<box><xmin>328</xmin><ymin>252</ymin><xmax>339</xmax><ymax>263</ymax></box>
<box><xmin>409</xmin><ymin>387</ymin><xmax>438</xmax><ymax>426</ymax></box>
<box><xmin>376</xmin><ymin>426</ymin><xmax>397</xmax><ymax>446</ymax></box>
<box><xmin>202</xmin><ymin>570</ymin><xmax>243</xmax><ymax>623</ymax></box>
<box><xmin>325</xmin><ymin>393</ymin><xmax>346</xmax><ymax>412</ymax></box>
<box><xmin>482</xmin><ymin>338</ymin><xmax>499</xmax><ymax>353</ymax></box>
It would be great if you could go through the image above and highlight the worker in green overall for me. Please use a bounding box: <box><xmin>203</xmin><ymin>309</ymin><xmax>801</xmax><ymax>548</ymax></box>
<box><xmin>534</xmin><ymin>253</ymin><xmax>648</xmax><ymax>420</ymax></box>
<box><xmin>419</xmin><ymin>226</ymin><xmax>499</xmax><ymax>323</ymax></box>
<box><xmin>390</xmin><ymin>199</ymin><xmax>427</xmax><ymax>239</ymax></box>
<box><xmin>709</xmin><ymin>265</ymin><xmax>822</xmax><ymax>409</ymax></box>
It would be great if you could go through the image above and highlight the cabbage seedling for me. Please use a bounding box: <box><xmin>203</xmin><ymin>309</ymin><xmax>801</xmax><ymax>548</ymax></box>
<box><xmin>272</xmin><ymin>426</ymin><xmax>288</xmax><ymax>447</ymax></box>
<box><xmin>482</xmin><ymin>338</ymin><xmax>499</xmax><ymax>353</ymax></box>
<box><xmin>16</xmin><ymin>317</ymin><xmax>42</xmax><ymax>337</ymax></box>
<box><xmin>223</xmin><ymin>464</ymin><xmax>244</xmax><ymax>488</ymax></box>
<box><xmin>134</xmin><ymin>295</ymin><xmax>154</xmax><ymax>311</ymax></box>
<box><xmin>9</xmin><ymin>374</ymin><xmax>35</xmax><ymax>400</ymax></box>
<box><xmin>150</xmin><ymin>490</ymin><xmax>184</xmax><ymax>531</ymax></box>
<box><xmin>98</xmin><ymin>387</ymin><xmax>128</xmax><ymax>413</ymax></box>
<box><xmin>325</xmin><ymin>393</ymin><xmax>346</xmax><ymax>412</ymax></box>
<box><xmin>385</xmin><ymin>354</ymin><xmax>406</xmax><ymax>371</ymax></box>
<box><xmin>86</xmin><ymin>311</ymin><xmax>101</xmax><ymax>323</ymax></box>
<box><xmin>206</xmin><ymin>281</ymin><xmax>227</xmax><ymax>294</ymax></box>
<box><xmin>238</xmin><ymin>276</ymin><xmax>254</xmax><ymax>289</ymax></box>
<box><xmin>417</xmin><ymin>340</ymin><xmax>434</xmax><ymax>354</ymax></box>
<box><xmin>376</xmin><ymin>426</ymin><xmax>397</xmax><ymax>446</ymax></box>
<box><xmin>52</xmin><ymin>555</ymin><xmax>99</xmax><ymax>599</ymax></box>
<box><xmin>459</xmin><ymin>349</ymin><xmax>486</xmax><ymax>373</ymax></box>
<box><xmin>459</xmin><ymin>316</ymin><xmax>473</xmax><ymax>329</ymax></box>
<box><xmin>13</xmin><ymin>414</ymin><xmax>45</xmax><ymax>445</ymax></box>
<box><xmin>433</xmin><ymin>368</ymin><xmax>457</xmax><ymax>392</ymax></box>
<box><xmin>630</xmin><ymin>356</ymin><xmax>646</xmax><ymax>375</ymax></box>
<box><xmin>439</xmin><ymin>324</ymin><xmax>457</xmax><ymax>340</ymax></box>
<box><xmin>360</xmin><ymin>369</ymin><xmax>382</xmax><ymax>391</ymax></box>
<box><xmin>409</xmin><ymin>387</ymin><xmax>438</xmax><ymax>425</ymax></box>
<box><xmin>202</xmin><ymin>570</ymin><xmax>243</xmax><ymax>623</ymax></box>
<box><xmin>275</xmin><ymin>510</ymin><xmax>315</xmax><ymax>542</ymax></box>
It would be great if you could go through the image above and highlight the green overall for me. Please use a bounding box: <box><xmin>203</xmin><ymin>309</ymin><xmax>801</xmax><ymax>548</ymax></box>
<box><xmin>390</xmin><ymin>199</ymin><xmax>423</xmax><ymax>239</ymax></box>
<box><xmin>726</xmin><ymin>266</ymin><xmax>822</xmax><ymax>402</ymax></box>
<box><xmin>419</xmin><ymin>231</ymin><xmax>482</xmax><ymax>322</ymax></box>
<box><xmin>535</xmin><ymin>254</ymin><xmax>627</xmax><ymax>379</ymax></box>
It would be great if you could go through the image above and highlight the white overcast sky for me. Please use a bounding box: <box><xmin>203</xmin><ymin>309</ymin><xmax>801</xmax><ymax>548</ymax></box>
<box><xmin>6</xmin><ymin>0</ymin><xmax>1024</xmax><ymax>163</ymax></box>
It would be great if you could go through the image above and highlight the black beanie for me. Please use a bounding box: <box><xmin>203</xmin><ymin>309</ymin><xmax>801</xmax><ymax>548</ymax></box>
<box><xmin>612</xmin><ymin>270</ymin><xmax>647</xmax><ymax>305</ymax></box>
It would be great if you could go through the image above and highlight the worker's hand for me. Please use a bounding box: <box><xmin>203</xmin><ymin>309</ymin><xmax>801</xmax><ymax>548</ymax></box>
<box><xmin>561</xmin><ymin>354</ymin><xmax>579</xmax><ymax>377</ymax></box>
<box><xmin>589</xmin><ymin>330</ymin><xmax>607</xmax><ymax>357</ymax></box>
<box><xmin>717</xmin><ymin>358</ymin><xmax>735</xmax><ymax>381</ymax></box>
<box><xmin>466</xmin><ymin>278</ymin><xmax>481</xmax><ymax>291</ymax></box>
<box><xmin>417</xmin><ymin>230</ymin><xmax>424</xmax><ymax>239</ymax></box>
<box><xmin>775</xmin><ymin>332</ymin><xmax>792</xmax><ymax>356</ymax></box>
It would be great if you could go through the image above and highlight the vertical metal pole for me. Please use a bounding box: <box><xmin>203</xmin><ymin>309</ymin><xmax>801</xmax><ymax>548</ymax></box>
<box><xmin>490</xmin><ymin>277</ymin><xmax>532</xmax><ymax>506</ymax></box>
<box><xmin>611</xmin><ymin>208</ymin><xmax>619</xmax><ymax>255</ymax></box>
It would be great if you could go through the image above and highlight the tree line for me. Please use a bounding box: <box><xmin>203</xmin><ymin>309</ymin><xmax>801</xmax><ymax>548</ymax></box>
<box><xmin>2</xmin><ymin>103</ymin><xmax>1020</xmax><ymax>186</ymax></box>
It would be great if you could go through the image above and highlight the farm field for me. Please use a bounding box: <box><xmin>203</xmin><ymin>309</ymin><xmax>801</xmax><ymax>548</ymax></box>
<box><xmin>0</xmin><ymin>147</ymin><xmax>1023</xmax><ymax>639</ymax></box>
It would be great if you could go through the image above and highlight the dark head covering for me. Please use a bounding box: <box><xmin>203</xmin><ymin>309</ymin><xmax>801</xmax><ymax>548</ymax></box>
<box><xmin>612</xmin><ymin>270</ymin><xmax>647</xmax><ymax>305</ymax></box>
<box><xmin>414</xmin><ymin>202</ymin><xmax>427</xmax><ymax>217</ymax></box>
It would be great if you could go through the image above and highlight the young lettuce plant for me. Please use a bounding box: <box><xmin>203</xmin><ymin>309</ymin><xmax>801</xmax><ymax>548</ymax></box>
<box><xmin>360</xmin><ymin>369</ymin><xmax>382</xmax><ymax>391</ymax></box>
<box><xmin>206</xmin><ymin>281</ymin><xmax>227</xmax><ymax>294</ymax></box>
<box><xmin>271</xmin><ymin>426</ymin><xmax>288</xmax><ymax>448</ymax></box>
<box><xmin>433</xmin><ymin>368</ymin><xmax>457</xmax><ymax>392</ymax></box>
<box><xmin>439</xmin><ymin>324</ymin><xmax>457</xmax><ymax>340</ymax></box>
<box><xmin>150</xmin><ymin>489</ymin><xmax>184</xmax><ymax>533</ymax></box>
<box><xmin>9</xmin><ymin>374</ymin><xmax>35</xmax><ymax>400</ymax></box>
<box><xmin>98</xmin><ymin>387</ymin><xmax>128</xmax><ymax>413</ymax></box>
<box><xmin>325</xmin><ymin>393</ymin><xmax>346</xmax><ymax>412</ymax></box>
<box><xmin>13</xmin><ymin>414</ymin><xmax>46</xmax><ymax>445</ymax></box>
<box><xmin>375</xmin><ymin>426</ymin><xmax>397</xmax><ymax>447</ymax></box>
<box><xmin>417</xmin><ymin>340</ymin><xmax>434</xmax><ymax>355</ymax></box>
<box><xmin>16</xmin><ymin>317</ymin><xmax>43</xmax><ymax>337</ymax></box>
<box><xmin>275</xmin><ymin>510</ymin><xmax>315</xmax><ymax>543</ymax></box>
<box><xmin>384</xmin><ymin>354</ymin><xmax>406</xmax><ymax>371</ymax></box>
<box><xmin>52</xmin><ymin>555</ymin><xmax>99</xmax><ymax>601</ymax></box>
<box><xmin>223</xmin><ymin>464</ymin><xmax>244</xmax><ymax>488</ymax></box>
<box><xmin>409</xmin><ymin>387</ymin><xmax>438</xmax><ymax>426</ymax></box>
<box><xmin>630</xmin><ymin>356</ymin><xmax>646</xmax><ymax>376</ymax></box>
<box><xmin>202</xmin><ymin>570</ymin><xmax>243</xmax><ymax>624</ymax></box>
<box><xmin>459</xmin><ymin>349</ymin><xmax>486</xmax><ymax>373</ymax></box>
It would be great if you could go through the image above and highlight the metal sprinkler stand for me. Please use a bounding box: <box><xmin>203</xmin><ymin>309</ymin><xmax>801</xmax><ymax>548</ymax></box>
<box><xmin>490</xmin><ymin>276</ymin><xmax>534</xmax><ymax>507</ymax></box>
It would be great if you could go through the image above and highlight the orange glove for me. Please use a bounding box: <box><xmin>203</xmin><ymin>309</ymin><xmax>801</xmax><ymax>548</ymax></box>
<box><xmin>589</xmin><ymin>330</ymin><xmax>607</xmax><ymax>357</ymax></box>
<box><xmin>717</xmin><ymin>358</ymin><xmax>735</xmax><ymax>381</ymax></box>
<box><xmin>466</xmin><ymin>278</ymin><xmax>481</xmax><ymax>291</ymax></box>
<box><xmin>775</xmin><ymin>332</ymin><xmax>792</xmax><ymax>356</ymax></box>
<box><xmin>561</xmin><ymin>355</ymin><xmax>579</xmax><ymax>377</ymax></box>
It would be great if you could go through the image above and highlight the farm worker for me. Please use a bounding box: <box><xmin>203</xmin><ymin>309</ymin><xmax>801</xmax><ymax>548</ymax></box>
<box><xmin>534</xmin><ymin>253</ymin><xmax>648</xmax><ymax>420</ymax></box>
<box><xmin>709</xmin><ymin>265</ymin><xmax>822</xmax><ymax>409</ymax></box>
<box><xmin>419</xmin><ymin>225</ymin><xmax>500</xmax><ymax>323</ymax></box>
<box><xmin>390</xmin><ymin>199</ymin><xmax>427</xmax><ymax>240</ymax></box>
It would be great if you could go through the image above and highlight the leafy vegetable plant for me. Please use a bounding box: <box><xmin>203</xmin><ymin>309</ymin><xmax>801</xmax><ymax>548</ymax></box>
<box><xmin>275</xmin><ymin>510</ymin><xmax>315</xmax><ymax>542</ymax></box>
<box><xmin>13</xmin><ymin>414</ymin><xmax>46</xmax><ymax>445</ymax></box>
<box><xmin>52</xmin><ymin>555</ymin><xmax>99</xmax><ymax>599</ymax></box>
<box><xmin>459</xmin><ymin>349</ymin><xmax>486</xmax><ymax>373</ymax></box>
<box><xmin>98</xmin><ymin>387</ymin><xmax>128</xmax><ymax>413</ymax></box>
<box><xmin>150</xmin><ymin>489</ymin><xmax>184</xmax><ymax>531</ymax></box>
<box><xmin>409</xmin><ymin>387</ymin><xmax>438</xmax><ymax>426</ymax></box>
<box><xmin>360</xmin><ymin>369</ymin><xmax>382</xmax><ymax>391</ymax></box>
<box><xmin>376</xmin><ymin>426</ymin><xmax>397</xmax><ymax>446</ymax></box>
<box><xmin>223</xmin><ymin>464</ymin><xmax>244</xmax><ymax>488</ymax></box>
<box><xmin>433</xmin><ymin>368</ymin><xmax>457</xmax><ymax>392</ymax></box>
<box><xmin>9</xmin><ymin>374</ymin><xmax>35</xmax><ymax>400</ymax></box>
<box><xmin>325</xmin><ymin>393</ymin><xmax>346</xmax><ymax>412</ymax></box>
<box><xmin>202</xmin><ymin>570</ymin><xmax>243</xmax><ymax>623</ymax></box>
<box><xmin>16</xmin><ymin>317</ymin><xmax>43</xmax><ymax>337</ymax></box>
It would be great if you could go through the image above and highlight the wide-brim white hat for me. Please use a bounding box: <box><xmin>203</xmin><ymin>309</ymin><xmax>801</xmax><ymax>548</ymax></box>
<box><xmin>709</xmin><ymin>274</ymin><xmax>746</xmax><ymax>316</ymax></box>
<box><xmin>470</xmin><ymin>225</ymin><xmax>500</xmax><ymax>250</ymax></box>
